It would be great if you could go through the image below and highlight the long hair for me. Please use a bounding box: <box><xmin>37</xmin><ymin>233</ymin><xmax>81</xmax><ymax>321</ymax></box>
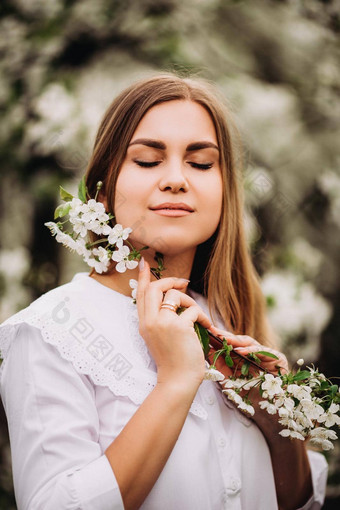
<box><xmin>85</xmin><ymin>73</ymin><xmax>275</xmax><ymax>347</ymax></box>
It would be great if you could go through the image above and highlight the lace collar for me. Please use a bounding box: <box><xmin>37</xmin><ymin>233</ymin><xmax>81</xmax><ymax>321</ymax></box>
<box><xmin>0</xmin><ymin>272</ymin><xmax>208</xmax><ymax>420</ymax></box>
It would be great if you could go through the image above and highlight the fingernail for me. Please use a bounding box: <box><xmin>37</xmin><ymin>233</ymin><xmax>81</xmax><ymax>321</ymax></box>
<box><xmin>139</xmin><ymin>257</ymin><xmax>145</xmax><ymax>271</ymax></box>
<box><xmin>178</xmin><ymin>278</ymin><xmax>190</xmax><ymax>283</ymax></box>
<box><xmin>234</xmin><ymin>347</ymin><xmax>246</xmax><ymax>351</ymax></box>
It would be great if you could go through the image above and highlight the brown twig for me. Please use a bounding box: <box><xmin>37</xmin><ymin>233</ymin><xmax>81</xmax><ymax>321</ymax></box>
<box><xmin>206</xmin><ymin>329</ymin><xmax>269</xmax><ymax>374</ymax></box>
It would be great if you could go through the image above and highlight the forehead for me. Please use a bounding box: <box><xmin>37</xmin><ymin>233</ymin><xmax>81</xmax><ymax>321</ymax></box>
<box><xmin>132</xmin><ymin>100</ymin><xmax>218</xmax><ymax>144</ymax></box>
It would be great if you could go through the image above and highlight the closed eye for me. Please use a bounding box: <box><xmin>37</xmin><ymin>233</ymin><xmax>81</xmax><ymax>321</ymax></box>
<box><xmin>134</xmin><ymin>160</ymin><xmax>213</xmax><ymax>170</ymax></box>
<box><xmin>189</xmin><ymin>162</ymin><xmax>213</xmax><ymax>170</ymax></box>
<box><xmin>134</xmin><ymin>160</ymin><xmax>160</xmax><ymax>168</ymax></box>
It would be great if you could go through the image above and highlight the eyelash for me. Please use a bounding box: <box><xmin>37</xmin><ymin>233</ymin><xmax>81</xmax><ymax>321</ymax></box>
<box><xmin>134</xmin><ymin>160</ymin><xmax>213</xmax><ymax>170</ymax></box>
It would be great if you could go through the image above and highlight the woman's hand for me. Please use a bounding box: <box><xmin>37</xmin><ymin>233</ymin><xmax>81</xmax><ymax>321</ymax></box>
<box><xmin>207</xmin><ymin>325</ymin><xmax>289</xmax><ymax>378</ymax></box>
<box><xmin>137</xmin><ymin>260</ymin><xmax>212</xmax><ymax>386</ymax></box>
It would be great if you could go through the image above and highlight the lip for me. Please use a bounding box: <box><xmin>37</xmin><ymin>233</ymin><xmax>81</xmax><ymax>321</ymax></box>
<box><xmin>149</xmin><ymin>202</ymin><xmax>194</xmax><ymax>218</ymax></box>
<box><xmin>150</xmin><ymin>202</ymin><xmax>194</xmax><ymax>212</ymax></box>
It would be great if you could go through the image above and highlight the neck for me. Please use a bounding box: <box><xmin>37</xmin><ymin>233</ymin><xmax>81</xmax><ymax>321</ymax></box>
<box><xmin>89</xmin><ymin>248</ymin><xmax>195</xmax><ymax>297</ymax></box>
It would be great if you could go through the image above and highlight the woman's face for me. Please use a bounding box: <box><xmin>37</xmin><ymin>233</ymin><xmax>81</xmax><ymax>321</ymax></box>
<box><xmin>114</xmin><ymin>100</ymin><xmax>223</xmax><ymax>257</ymax></box>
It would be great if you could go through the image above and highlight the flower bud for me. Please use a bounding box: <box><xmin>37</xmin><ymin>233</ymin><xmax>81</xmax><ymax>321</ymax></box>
<box><xmin>96</xmin><ymin>181</ymin><xmax>103</xmax><ymax>189</ymax></box>
<box><xmin>297</xmin><ymin>358</ymin><xmax>304</xmax><ymax>366</ymax></box>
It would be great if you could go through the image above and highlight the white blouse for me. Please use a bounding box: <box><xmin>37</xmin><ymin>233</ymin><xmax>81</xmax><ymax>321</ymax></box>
<box><xmin>0</xmin><ymin>272</ymin><xmax>328</xmax><ymax>510</ymax></box>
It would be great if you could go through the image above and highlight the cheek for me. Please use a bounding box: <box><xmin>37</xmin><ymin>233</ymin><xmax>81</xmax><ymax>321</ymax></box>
<box><xmin>203</xmin><ymin>174</ymin><xmax>223</xmax><ymax>225</ymax></box>
<box><xmin>114</xmin><ymin>170</ymin><xmax>149</xmax><ymax>237</ymax></box>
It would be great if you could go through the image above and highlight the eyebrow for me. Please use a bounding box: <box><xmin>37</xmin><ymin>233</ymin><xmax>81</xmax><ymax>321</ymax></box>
<box><xmin>128</xmin><ymin>138</ymin><xmax>219</xmax><ymax>152</ymax></box>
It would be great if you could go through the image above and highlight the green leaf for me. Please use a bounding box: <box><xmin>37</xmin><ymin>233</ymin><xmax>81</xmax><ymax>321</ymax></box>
<box><xmin>54</xmin><ymin>202</ymin><xmax>71</xmax><ymax>219</ymax></box>
<box><xmin>194</xmin><ymin>322</ymin><xmax>210</xmax><ymax>356</ymax></box>
<box><xmin>241</xmin><ymin>361</ymin><xmax>250</xmax><ymax>376</ymax></box>
<box><xmin>248</xmin><ymin>352</ymin><xmax>261</xmax><ymax>364</ymax></box>
<box><xmin>225</xmin><ymin>354</ymin><xmax>234</xmax><ymax>368</ymax></box>
<box><xmin>78</xmin><ymin>176</ymin><xmax>87</xmax><ymax>202</ymax></box>
<box><xmin>256</xmin><ymin>351</ymin><xmax>279</xmax><ymax>360</ymax></box>
<box><xmin>330</xmin><ymin>385</ymin><xmax>338</xmax><ymax>397</ymax></box>
<box><xmin>59</xmin><ymin>186</ymin><xmax>74</xmax><ymax>202</ymax></box>
<box><xmin>292</xmin><ymin>370</ymin><xmax>311</xmax><ymax>381</ymax></box>
<box><xmin>212</xmin><ymin>349</ymin><xmax>224</xmax><ymax>366</ymax></box>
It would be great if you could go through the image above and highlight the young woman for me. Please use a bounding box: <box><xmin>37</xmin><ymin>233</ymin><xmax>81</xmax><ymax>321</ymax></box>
<box><xmin>0</xmin><ymin>74</ymin><xmax>327</xmax><ymax>509</ymax></box>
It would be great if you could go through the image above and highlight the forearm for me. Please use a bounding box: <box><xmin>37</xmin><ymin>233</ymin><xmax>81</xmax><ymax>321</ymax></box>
<box><xmin>105</xmin><ymin>377</ymin><xmax>200</xmax><ymax>510</ymax></box>
<box><xmin>253</xmin><ymin>407</ymin><xmax>313</xmax><ymax>510</ymax></box>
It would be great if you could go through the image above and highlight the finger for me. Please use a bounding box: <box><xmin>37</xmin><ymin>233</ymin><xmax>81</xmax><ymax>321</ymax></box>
<box><xmin>234</xmin><ymin>335</ymin><xmax>260</xmax><ymax>346</ymax></box>
<box><xmin>144</xmin><ymin>279</ymin><xmax>190</xmax><ymax>324</ymax></box>
<box><xmin>233</xmin><ymin>345</ymin><xmax>287</xmax><ymax>370</ymax></box>
<box><xmin>161</xmin><ymin>289</ymin><xmax>199</xmax><ymax>310</ymax></box>
<box><xmin>233</xmin><ymin>345</ymin><xmax>278</xmax><ymax>356</ymax></box>
<box><xmin>137</xmin><ymin>258</ymin><xmax>151</xmax><ymax>325</ymax></box>
<box><xmin>178</xmin><ymin>305</ymin><xmax>212</xmax><ymax>330</ymax></box>
<box><xmin>209</xmin><ymin>327</ymin><xmax>259</xmax><ymax>349</ymax></box>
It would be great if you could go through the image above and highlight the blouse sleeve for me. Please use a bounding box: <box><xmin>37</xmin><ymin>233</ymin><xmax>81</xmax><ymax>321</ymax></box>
<box><xmin>0</xmin><ymin>322</ymin><xmax>124</xmax><ymax>510</ymax></box>
<box><xmin>296</xmin><ymin>450</ymin><xmax>328</xmax><ymax>510</ymax></box>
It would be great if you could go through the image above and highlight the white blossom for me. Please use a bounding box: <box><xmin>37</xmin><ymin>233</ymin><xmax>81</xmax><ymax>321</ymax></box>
<box><xmin>259</xmin><ymin>400</ymin><xmax>277</xmax><ymax>415</ymax></box>
<box><xmin>238</xmin><ymin>400</ymin><xmax>255</xmax><ymax>416</ymax></box>
<box><xmin>129</xmin><ymin>279</ymin><xmax>138</xmax><ymax>300</ymax></box>
<box><xmin>274</xmin><ymin>395</ymin><xmax>295</xmax><ymax>412</ymax></box>
<box><xmin>111</xmin><ymin>246</ymin><xmax>138</xmax><ymax>273</ymax></box>
<box><xmin>261</xmin><ymin>374</ymin><xmax>283</xmax><ymax>397</ymax></box>
<box><xmin>279</xmin><ymin>429</ymin><xmax>305</xmax><ymax>441</ymax></box>
<box><xmin>74</xmin><ymin>238</ymin><xmax>90</xmax><ymax>257</ymax></box>
<box><xmin>45</xmin><ymin>221</ymin><xmax>60</xmax><ymax>236</ymax></box>
<box><xmin>69</xmin><ymin>197</ymin><xmax>84</xmax><ymax>218</ymax></box>
<box><xmin>287</xmin><ymin>384</ymin><xmax>312</xmax><ymax>401</ymax></box>
<box><xmin>71</xmin><ymin>216</ymin><xmax>88</xmax><ymax>237</ymax></box>
<box><xmin>108</xmin><ymin>224</ymin><xmax>132</xmax><ymax>248</ymax></box>
<box><xmin>223</xmin><ymin>379</ymin><xmax>236</xmax><ymax>389</ymax></box>
<box><xmin>309</xmin><ymin>427</ymin><xmax>338</xmax><ymax>450</ymax></box>
<box><xmin>86</xmin><ymin>246</ymin><xmax>111</xmax><ymax>274</ymax></box>
<box><xmin>278</xmin><ymin>416</ymin><xmax>301</xmax><ymax>431</ymax></box>
<box><xmin>317</xmin><ymin>403</ymin><xmax>340</xmax><ymax>428</ymax></box>
<box><xmin>45</xmin><ymin>222</ymin><xmax>80</xmax><ymax>252</ymax></box>
<box><xmin>223</xmin><ymin>389</ymin><xmax>243</xmax><ymax>405</ymax></box>
<box><xmin>294</xmin><ymin>410</ymin><xmax>314</xmax><ymax>430</ymax></box>
<box><xmin>278</xmin><ymin>407</ymin><xmax>291</xmax><ymax>418</ymax></box>
<box><xmin>299</xmin><ymin>399</ymin><xmax>324</xmax><ymax>421</ymax></box>
<box><xmin>87</xmin><ymin>217</ymin><xmax>112</xmax><ymax>235</ymax></box>
<box><xmin>81</xmin><ymin>199</ymin><xmax>107</xmax><ymax>223</ymax></box>
<box><xmin>204</xmin><ymin>367</ymin><xmax>225</xmax><ymax>382</ymax></box>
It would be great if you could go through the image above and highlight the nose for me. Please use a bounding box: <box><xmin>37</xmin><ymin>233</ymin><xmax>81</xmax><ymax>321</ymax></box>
<box><xmin>158</xmin><ymin>159</ymin><xmax>189</xmax><ymax>193</ymax></box>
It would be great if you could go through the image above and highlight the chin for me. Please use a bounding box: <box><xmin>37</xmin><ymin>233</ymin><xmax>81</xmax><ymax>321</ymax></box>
<box><xmin>129</xmin><ymin>231</ymin><xmax>193</xmax><ymax>256</ymax></box>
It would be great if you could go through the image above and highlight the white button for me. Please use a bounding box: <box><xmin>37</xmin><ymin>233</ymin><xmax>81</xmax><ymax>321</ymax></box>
<box><xmin>218</xmin><ymin>437</ymin><xmax>226</xmax><ymax>448</ymax></box>
<box><xmin>206</xmin><ymin>395</ymin><xmax>215</xmax><ymax>405</ymax></box>
<box><xmin>229</xmin><ymin>478</ymin><xmax>241</xmax><ymax>492</ymax></box>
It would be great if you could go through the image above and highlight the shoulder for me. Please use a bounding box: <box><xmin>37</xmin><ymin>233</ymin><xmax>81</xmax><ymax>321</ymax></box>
<box><xmin>1</xmin><ymin>272</ymin><xmax>129</xmax><ymax>328</ymax></box>
<box><xmin>0</xmin><ymin>272</ymin><xmax>134</xmax><ymax>374</ymax></box>
<box><xmin>1</xmin><ymin>273</ymin><xmax>86</xmax><ymax>326</ymax></box>
<box><xmin>0</xmin><ymin>272</ymin><xmax>124</xmax><ymax>364</ymax></box>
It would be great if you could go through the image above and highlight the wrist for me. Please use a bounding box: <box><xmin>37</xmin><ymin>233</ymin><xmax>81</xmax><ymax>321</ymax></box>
<box><xmin>157</xmin><ymin>371</ymin><xmax>203</xmax><ymax>397</ymax></box>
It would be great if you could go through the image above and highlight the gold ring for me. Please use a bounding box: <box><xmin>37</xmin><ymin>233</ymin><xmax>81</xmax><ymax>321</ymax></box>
<box><xmin>160</xmin><ymin>301</ymin><xmax>179</xmax><ymax>313</ymax></box>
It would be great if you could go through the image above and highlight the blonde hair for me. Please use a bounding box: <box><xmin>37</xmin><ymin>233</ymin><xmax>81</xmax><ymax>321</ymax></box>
<box><xmin>85</xmin><ymin>73</ymin><xmax>275</xmax><ymax>347</ymax></box>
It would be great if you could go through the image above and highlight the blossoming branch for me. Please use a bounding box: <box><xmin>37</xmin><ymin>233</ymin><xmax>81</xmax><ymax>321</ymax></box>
<box><xmin>45</xmin><ymin>178</ymin><xmax>144</xmax><ymax>274</ymax></box>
